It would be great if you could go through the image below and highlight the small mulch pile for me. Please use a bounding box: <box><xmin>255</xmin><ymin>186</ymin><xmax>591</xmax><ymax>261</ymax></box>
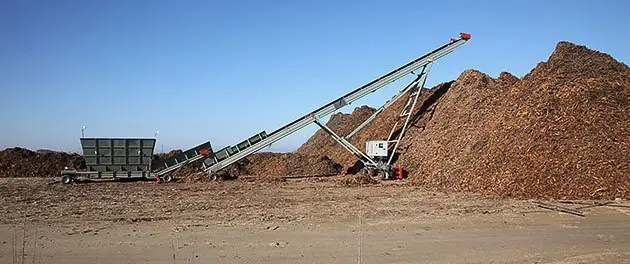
<box><xmin>229</xmin><ymin>152</ymin><xmax>342</xmax><ymax>177</ymax></box>
<box><xmin>171</xmin><ymin>152</ymin><xmax>343</xmax><ymax>182</ymax></box>
<box><xmin>336</xmin><ymin>174</ymin><xmax>380</xmax><ymax>187</ymax></box>
<box><xmin>0</xmin><ymin>147</ymin><xmax>85</xmax><ymax>178</ymax></box>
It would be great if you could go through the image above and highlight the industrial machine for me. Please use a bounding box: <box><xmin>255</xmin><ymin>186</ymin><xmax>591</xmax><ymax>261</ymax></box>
<box><xmin>200</xmin><ymin>32</ymin><xmax>471</xmax><ymax>180</ymax></box>
<box><xmin>61</xmin><ymin>138</ymin><xmax>157</xmax><ymax>183</ymax></box>
<box><xmin>60</xmin><ymin>138</ymin><xmax>213</xmax><ymax>184</ymax></box>
<box><xmin>61</xmin><ymin>32</ymin><xmax>470</xmax><ymax>183</ymax></box>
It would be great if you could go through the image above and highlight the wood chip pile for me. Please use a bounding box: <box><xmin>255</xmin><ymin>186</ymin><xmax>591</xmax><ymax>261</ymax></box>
<box><xmin>0</xmin><ymin>147</ymin><xmax>85</xmax><ymax>178</ymax></box>
<box><xmin>300</xmin><ymin>41</ymin><xmax>630</xmax><ymax>199</ymax></box>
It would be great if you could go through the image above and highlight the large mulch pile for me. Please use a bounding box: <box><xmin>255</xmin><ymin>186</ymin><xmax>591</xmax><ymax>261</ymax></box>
<box><xmin>300</xmin><ymin>41</ymin><xmax>630</xmax><ymax>200</ymax></box>
<box><xmin>0</xmin><ymin>147</ymin><xmax>86</xmax><ymax>178</ymax></box>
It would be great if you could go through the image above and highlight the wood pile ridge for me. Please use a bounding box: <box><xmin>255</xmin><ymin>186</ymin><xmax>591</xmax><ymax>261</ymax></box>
<box><xmin>158</xmin><ymin>150</ymin><xmax>183</xmax><ymax>159</ymax></box>
<box><xmin>174</xmin><ymin>152</ymin><xmax>343</xmax><ymax>182</ymax></box>
<box><xmin>228</xmin><ymin>152</ymin><xmax>342</xmax><ymax>177</ymax></box>
<box><xmin>0</xmin><ymin>147</ymin><xmax>342</xmax><ymax>182</ymax></box>
<box><xmin>0</xmin><ymin>147</ymin><xmax>85</xmax><ymax>178</ymax></box>
<box><xmin>300</xmin><ymin>41</ymin><xmax>630</xmax><ymax>200</ymax></box>
<box><xmin>169</xmin><ymin>151</ymin><xmax>344</xmax><ymax>181</ymax></box>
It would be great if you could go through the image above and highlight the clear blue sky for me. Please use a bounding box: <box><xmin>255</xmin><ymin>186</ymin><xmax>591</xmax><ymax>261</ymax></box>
<box><xmin>1</xmin><ymin>0</ymin><xmax>629</xmax><ymax>153</ymax></box>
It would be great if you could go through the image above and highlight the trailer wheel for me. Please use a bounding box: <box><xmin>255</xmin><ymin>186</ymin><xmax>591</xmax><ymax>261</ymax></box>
<box><xmin>210</xmin><ymin>173</ymin><xmax>218</xmax><ymax>181</ymax></box>
<box><xmin>379</xmin><ymin>170</ymin><xmax>388</xmax><ymax>181</ymax></box>
<box><xmin>61</xmin><ymin>175</ymin><xmax>74</xmax><ymax>184</ymax></box>
<box><xmin>162</xmin><ymin>174</ymin><xmax>174</xmax><ymax>183</ymax></box>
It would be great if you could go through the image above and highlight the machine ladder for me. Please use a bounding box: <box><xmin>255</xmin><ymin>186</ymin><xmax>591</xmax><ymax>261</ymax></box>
<box><xmin>386</xmin><ymin>62</ymin><xmax>433</xmax><ymax>165</ymax></box>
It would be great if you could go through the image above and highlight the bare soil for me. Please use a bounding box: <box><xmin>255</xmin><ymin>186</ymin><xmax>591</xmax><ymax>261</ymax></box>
<box><xmin>1</xmin><ymin>178</ymin><xmax>629</xmax><ymax>263</ymax></box>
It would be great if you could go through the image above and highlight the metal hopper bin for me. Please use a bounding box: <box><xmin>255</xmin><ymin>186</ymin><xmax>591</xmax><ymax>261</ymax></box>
<box><xmin>61</xmin><ymin>138</ymin><xmax>157</xmax><ymax>184</ymax></box>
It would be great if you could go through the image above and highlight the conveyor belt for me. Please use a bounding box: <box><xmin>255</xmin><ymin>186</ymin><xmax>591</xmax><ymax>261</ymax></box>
<box><xmin>202</xmin><ymin>33</ymin><xmax>471</xmax><ymax>174</ymax></box>
<box><xmin>152</xmin><ymin>141</ymin><xmax>212</xmax><ymax>176</ymax></box>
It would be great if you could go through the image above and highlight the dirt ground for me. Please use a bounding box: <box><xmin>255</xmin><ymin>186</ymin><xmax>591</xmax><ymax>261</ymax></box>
<box><xmin>1</xmin><ymin>177</ymin><xmax>629</xmax><ymax>263</ymax></box>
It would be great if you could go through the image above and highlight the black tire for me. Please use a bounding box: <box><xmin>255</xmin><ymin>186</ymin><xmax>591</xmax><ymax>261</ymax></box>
<box><xmin>61</xmin><ymin>175</ymin><xmax>73</xmax><ymax>184</ymax></box>
<box><xmin>162</xmin><ymin>174</ymin><xmax>173</xmax><ymax>183</ymax></box>
<box><xmin>210</xmin><ymin>173</ymin><xmax>218</xmax><ymax>181</ymax></box>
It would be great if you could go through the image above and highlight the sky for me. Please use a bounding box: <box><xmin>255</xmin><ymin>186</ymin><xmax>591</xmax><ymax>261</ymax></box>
<box><xmin>1</xmin><ymin>0</ymin><xmax>629</xmax><ymax>153</ymax></box>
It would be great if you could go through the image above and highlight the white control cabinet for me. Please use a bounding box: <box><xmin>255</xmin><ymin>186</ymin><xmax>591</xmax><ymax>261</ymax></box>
<box><xmin>366</xmin><ymin>140</ymin><xmax>388</xmax><ymax>157</ymax></box>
